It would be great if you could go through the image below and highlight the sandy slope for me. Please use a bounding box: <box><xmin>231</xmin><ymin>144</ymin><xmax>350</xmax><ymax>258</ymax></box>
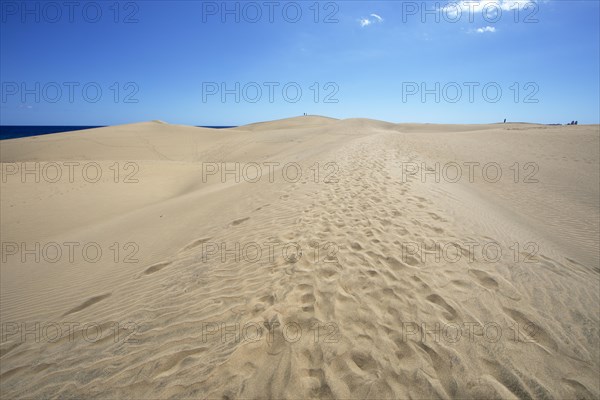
<box><xmin>0</xmin><ymin>117</ymin><xmax>598</xmax><ymax>399</ymax></box>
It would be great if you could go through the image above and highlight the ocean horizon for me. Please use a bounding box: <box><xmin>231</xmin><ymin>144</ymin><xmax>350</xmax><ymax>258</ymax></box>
<box><xmin>0</xmin><ymin>125</ymin><xmax>237</xmax><ymax>140</ymax></box>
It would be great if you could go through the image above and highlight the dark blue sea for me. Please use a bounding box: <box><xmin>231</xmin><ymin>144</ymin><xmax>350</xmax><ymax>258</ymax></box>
<box><xmin>0</xmin><ymin>125</ymin><xmax>237</xmax><ymax>140</ymax></box>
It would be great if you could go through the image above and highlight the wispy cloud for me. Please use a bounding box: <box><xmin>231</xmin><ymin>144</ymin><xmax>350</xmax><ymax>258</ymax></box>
<box><xmin>441</xmin><ymin>0</ymin><xmax>537</xmax><ymax>19</ymax></box>
<box><xmin>359</xmin><ymin>13</ymin><xmax>384</xmax><ymax>27</ymax></box>
<box><xmin>370</xmin><ymin>14</ymin><xmax>383</xmax><ymax>23</ymax></box>
<box><xmin>476</xmin><ymin>26</ymin><xmax>497</xmax><ymax>33</ymax></box>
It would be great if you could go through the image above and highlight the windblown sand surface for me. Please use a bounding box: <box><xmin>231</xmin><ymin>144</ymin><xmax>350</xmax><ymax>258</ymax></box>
<box><xmin>1</xmin><ymin>117</ymin><xmax>599</xmax><ymax>399</ymax></box>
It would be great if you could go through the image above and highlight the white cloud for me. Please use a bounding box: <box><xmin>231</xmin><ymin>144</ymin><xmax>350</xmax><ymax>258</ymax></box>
<box><xmin>359</xmin><ymin>13</ymin><xmax>383</xmax><ymax>27</ymax></box>
<box><xmin>441</xmin><ymin>0</ymin><xmax>537</xmax><ymax>19</ymax></box>
<box><xmin>476</xmin><ymin>26</ymin><xmax>496</xmax><ymax>33</ymax></box>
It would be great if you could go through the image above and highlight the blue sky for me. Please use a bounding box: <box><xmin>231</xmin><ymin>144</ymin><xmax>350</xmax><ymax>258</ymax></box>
<box><xmin>1</xmin><ymin>0</ymin><xmax>599</xmax><ymax>125</ymax></box>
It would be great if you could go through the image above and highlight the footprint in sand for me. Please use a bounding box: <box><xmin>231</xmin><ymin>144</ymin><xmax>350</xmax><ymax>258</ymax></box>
<box><xmin>426</xmin><ymin>293</ymin><xmax>458</xmax><ymax>321</ymax></box>
<box><xmin>143</xmin><ymin>261</ymin><xmax>172</xmax><ymax>275</ymax></box>
<box><xmin>231</xmin><ymin>217</ymin><xmax>250</xmax><ymax>226</ymax></box>
<box><xmin>469</xmin><ymin>269</ymin><xmax>499</xmax><ymax>289</ymax></box>
<box><xmin>181</xmin><ymin>237</ymin><xmax>212</xmax><ymax>252</ymax></box>
<box><xmin>62</xmin><ymin>293</ymin><xmax>111</xmax><ymax>316</ymax></box>
<box><xmin>262</xmin><ymin>314</ymin><xmax>287</xmax><ymax>355</ymax></box>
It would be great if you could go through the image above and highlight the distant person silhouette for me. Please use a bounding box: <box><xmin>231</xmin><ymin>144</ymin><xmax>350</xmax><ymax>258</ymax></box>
<box><xmin>503</xmin><ymin>118</ymin><xmax>506</xmax><ymax>123</ymax></box>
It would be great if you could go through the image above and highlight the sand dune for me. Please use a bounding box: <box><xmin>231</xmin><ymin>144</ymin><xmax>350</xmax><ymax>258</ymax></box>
<box><xmin>1</xmin><ymin>118</ymin><xmax>598</xmax><ymax>399</ymax></box>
